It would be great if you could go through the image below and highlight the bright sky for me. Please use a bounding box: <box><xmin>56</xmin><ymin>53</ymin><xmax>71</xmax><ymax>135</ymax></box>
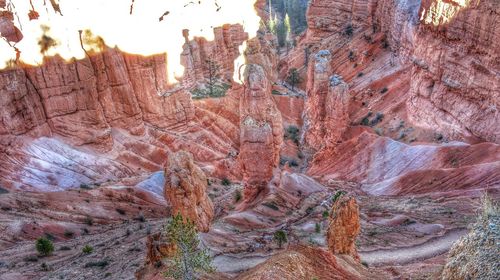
<box><xmin>0</xmin><ymin>0</ymin><xmax>260</xmax><ymax>83</ymax></box>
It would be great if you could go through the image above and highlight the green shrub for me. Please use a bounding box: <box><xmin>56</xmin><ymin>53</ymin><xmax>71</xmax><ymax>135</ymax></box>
<box><xmin>221</xmin><ymin>178</ymin><xmax>231</xmax><ymax>186</ymax></box>
<box><xmin>36</xmin><ymin>237</ymin><xmax>54</xmax><ymax>256</ymax></box>
<box><xmin>332</xmin><ymin>190</ymin><xmax>346</xmax><ymax>204</ymax></box>
<box><xmin>315</xmin><ymin>223</ymin><xmax>321</xmax><ymax>233</ymax></box>
<box><xmin>82</xmin><ymin>245</ymin><xmax>93</xmax><ymax>254</ymax></box>
<box><xmin>84</xmin><ymin>216</ymin><xmax>94</xmax><ymax>226</ymax></box>
<box><xmin>24</xmin><ymin>255</ymin><xmax>39</xmax><ymax>262</ymax></box>
<box><xmin>344</xmin><ymin>24</ymin><xmax>353</xmax><ymax>37</ymax></box>
<box><xmin>263</xmin><ymin>202</ymin><xmax>279</xmax><ymax>211</ymax></box>
<box><xmin>380</xmin><ymin>87</ymin><xmax>388</xmax><ymax>94</ymax></box>
<box><xmin>284</xmin><ymin>125</ymin><xmax>300</xmax><ymax>145</ymax></box>
<box><xmin>84</xmin><ymin>259</ymin><xmax>109</xmax><ymax>268</ymax></box>
<box><xmin>234</xmin><ymin>190</ymin><xmax>242</xmax><ymax>203</ymax></box>
<box><xmin>273</xmin><ymin>230</ymin><xmax>288</xmax><ymax>248</ymax></box>
<box><xmin>322</xmin><ymin>211</ymin><xmax>329</xmax><ymax>219</ymax></box>
<box><xmin>64</xmin><ymin>230</ymin><xmax>74</xmax><ymax>238</ymax></box>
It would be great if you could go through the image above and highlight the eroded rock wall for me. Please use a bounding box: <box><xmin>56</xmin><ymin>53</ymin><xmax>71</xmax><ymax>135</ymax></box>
<box><xmin>164</xmin><ymin>151</ymin><xmax>214</xmax><ymax>232</ymax></box>
<box><xmin>239</xmin><ymin>63</ymin><xmax>283</xmax><ymax>203</ymax></box>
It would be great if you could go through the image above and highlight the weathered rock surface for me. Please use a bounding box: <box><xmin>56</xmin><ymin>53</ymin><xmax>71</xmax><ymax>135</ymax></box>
<box><xmin>164</xmin><ymin>151</ymin><xmax>214</xmax><ymax>232</ymax></box>
<box><xmin>305</xmin><ymin>49</ymin><xmax>349</xmax><ymax>150</ymax></box>
<box><xmin>181</xmin><ymin>24</ymin><xmax>248</xmax><ymax>89</ymax></box>
<box><xmin>304</xmin><ymin>0</ymin><xmax>500</xmax><ymax>144</ymax></box>
<box><xmin>238</xmin><ymin>63</ymin><xmax>283</xmax><ymax>204</ymax></box>
<box><xmin>236</xmin><ymin>246</ymin><xmax>372</xmax><ymax>280</ymax></box>
<box><xmin>327</xmin><ymin>195</ymin><xmax>361</xmax><ymax>260</ymax></box>
<box><xmin>309</xmin><ymin>131</ymin><xmax>500</xmax><ymax>195</ymax></box>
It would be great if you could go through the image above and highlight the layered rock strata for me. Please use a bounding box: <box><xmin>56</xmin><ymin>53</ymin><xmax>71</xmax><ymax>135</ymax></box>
<box><xmin>163</xmin><ymin>151</ymin><xmax>214</xmax><ymax>232</ymax></box>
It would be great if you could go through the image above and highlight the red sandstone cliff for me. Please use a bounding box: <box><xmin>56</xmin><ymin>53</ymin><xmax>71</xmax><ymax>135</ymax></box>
<box><xmin>238</xmin><ymin>62</ymin><xmax>283</xmax><ymax>204</ymax></box>
<box><xmin>164</xmin><ymin>151</ymin><xmax>214</xmax><ymax>232</ymax></box>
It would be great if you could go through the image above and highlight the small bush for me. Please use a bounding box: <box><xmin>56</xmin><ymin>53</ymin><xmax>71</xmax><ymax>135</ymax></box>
<box><xmin>84</xmin><ymin>216</ymin><xmax>94</xmax><ymax>226</ymax></box>
<box><xmin>273</xmin><ymin>230</ymin><xmax>288</xmax><ymax>248</ymax></box>
<box><xmin>135</xmin><ymin>213</ymin><xmax>146</xmax><ymax>223</ymax></box>
<box><xmin>357</xmin><ymin>72</ymin><xmax>364</xmax><ymax>78</ymax></box>
<box><xmin>64</xmin><ymin>230</ymin><xmax>74</xmax><ymax>238</ymax></box>
<box><xmin>263</xmin><ymin>202</ymin><xmax>280</xmax><ymax>211</ymax></box>
<box><xmin>24</xmin><ymin>255</ymin><xmax>39</xmax><ymax>262</ymax></box>
<box><xmin>380</xmin><ymin>87</ymin><xmax>388</xmax><ymax>94</ymax></box>
<box><xmin>82</xmin><ymin>245</ymin><xmax>93</xmax><ymax>254</ymax></box>
<box><xmin>84</xmin><ymin>259</ymin><xmax>109</xmax><ymax>268</ymax></box>
<box><xmin>332</xmin><ymin>190</ymin><xmax>346</xmax><ymax>204</ymax></box>
<box><xmin>80</xmin><ymin>184</ymin><xmax>92</xmax><ymax>190</ymax></box>
<box><xmin>221</xmin><ymin>178</ymin><xmax>231</xmax><ymax>186</ymax></box>
<box><xmin>272</xmin><ymin>90</ymin><xmax>281</xmax><ymax>95</ymax></box>
<box><xmin>36</xmin><ymin>237</ymin><xmax>54</xmax><ymax>256</ymax></box>
<box><xmin>343</xmin><ymin>24</ymin><xmax>353</xmax><ymax>37</ymax></box>
<box><xmin>0</xmin><ymin>186</ymin><xmax>9</xmax><ymax>194</ymax></box>
<box><xmin>322</xmin><ymin>211</ymin><xmax>329</xmax><ymax>219</ymax></box>
<box><xmin>40</xmin><ymin>262</ymin><xmax>50</xmax><ymax>271</ymax></box>
<box><xmin>284</xmin><ymin>125</ymin><xmax>300</xmax><ymax>145</ymax></box>
<box><xmin>315</xmin><ymin>223</ymin><xmax>321</xmax><ymax>233</ymax></box>
<box><xmin>59</xmin><ymin>246</ymin><xmax>71</xmax><ymax>251</ymax></box>
<box><xmin>115</xmin><ymin>208</ymin><xmax>126</xmax><ymax>215</ymax></box>
<box><xmin>234</xmin><ymin>190</ymin><xmax>242</xmax><ymax>203</ymax></box>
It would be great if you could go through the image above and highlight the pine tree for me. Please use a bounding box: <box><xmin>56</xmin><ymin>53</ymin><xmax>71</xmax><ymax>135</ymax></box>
<box><xmin>286</xmin><ymin>68</ymin><xmax>302</xmax><ymax>91</ymax></box>
<box><xmin>164</xmin><ymin>213</ymin><xmax>214</xmax><ymax>280</ymax></box>
<box><xmin>274</xmin><ymin>230</ymin><xmax>288</xmax><ymax>248</ymax></box>
<box><xmin>206</xmin><ymin>58</ymin><xmax>220</xmax><ymax>97</ymax></box>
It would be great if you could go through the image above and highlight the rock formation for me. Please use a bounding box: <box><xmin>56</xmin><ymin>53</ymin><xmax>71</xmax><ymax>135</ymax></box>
<box><xmin>327</xmin><ymin>194</ymin><xmax>361</xmax><ymax>260</ymax></box>
<box><xmin>305</xmin><ymin>49</ymin><xmax>350</xmax><ymax>150</ymax></box>
<box><xmin>238</xmin><ymin>63</ymin><xmax>283</xmax><ymax>204</ymax></box>
<box><xmin>304</xmin><ymin>0</ymin><xmax>499</xmax><ymax>144</ymax></box>
<box><xmin>145</xmin><ymin>232</ymin><xmax>177</xmax><ymax>265</ymax></box>
<box><xmin>181</xmin><ymin>24</ymin><xmax>248</xmax><ymax>89</ymax></box>
<box><xmin>164</xmin><ymin>151</ymin><xmax>214</xmax><ymax>232</ymax></box>
<box><xmin>236</xmin><ymin>246</ymin><xmax>368</xmax><ymax>280</ymax></box>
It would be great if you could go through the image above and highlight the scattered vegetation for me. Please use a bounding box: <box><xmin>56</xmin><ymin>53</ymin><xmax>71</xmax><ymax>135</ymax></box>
<box><xmin>442</xmin><ymin>194</ymin><xmax>499</xmax><ymax>280</ymax></box>
<box><xmin>64</xmin><ymin>230</ymin><xmax>74</xmax><ymax>238</ymax></box>
<box><xmin>332</xmin><ymin>190</ymin><xmax>346</xmax><ymax>204</ymax></box>
<box><xmin>80</xmin><ymin>184</ymin><xmax>92</xmax><ymax>190</ymax></box>
<box><xmin>115</xmin><ymin>208</ymin><xmax>126</xmax><ymax>215</ymax></box>
<box><xmin>36</xmin><ymin>237</ymin><xmax>54</xmax><ymax>256</ymax></box>
<box><xmin>280</xmin><ymin>156</ymin><xmax>299</xmax><ymax>167</ymax></box>
<box><xmin>234</xmin><ymin>190</ymin><xmax>242</xmax><ymax>203</ymax></box>
<box><xmin>263</xmin><ymin>201</ymin><xmax>280</xmax><ymax>211</ymax></box>
<box><xmin>82</xmin><ymin>245</ymin><xmax>93</xmax><ymax>254</ymax></box>
<box><xmin>84</xmin><ymin>216</ymin><xmax>94</xmax><ymax>226</ymax></box>
<box><xmin>163</xmin><ymin>213</ymin><xmax>214</xmax><ymax>279</ymax></box>
<box><xmin>59</xmin><ymin>246</ymin><xmax>71</xmax><ymax>251</ymax></box>
<box><xmin>343</xmin><ymin>24</ymin><xmax>354</xmax><ymax>37</ymax></box>
<box><xmin>274</xmin><ymin>230</ymin><xmax>288</xmax><ymax>248</ymax></box>
<box><xmin>271</xmin><ymin>89</ymin><xmax>282</xmax><ymax>95</ymax></box>
<box><xmin>284</xmin><ymin>125</ymin><xmax>300</xmax><ymax>145</ymax></box>
<box><xmin>315</xmin><ymin>223</ymin><xmax>321</xmax><ymax>233</ymax></box>
<box><xmin>286</xmin><ymin>68</ymin><xmax>302</xmax><ymax>90</ymax></box>
<box><xmin>135</xmin><ymin>213</ymin><xmax>146</xmax><ymax>223</ymax></box>
<box><xmin>0</xmin><ymin>186</ymin><xmax>9</xmax><ymax>194</ymax></box>
<box><xmin>380</xmin><ymin>87</ymin><xmax>388</xmax><ymax>94</ymax></box>
<box><xmin>221</xmin><ymin>178</ymin><xmax>231</xmax><ymax>186</ymax></box>
<box><xmin>84</xmin><ymin>259</ymin><xmax>110</xmax><ymax>268</ymax></box>
<box><xmin>24</xmin><ymin>255</ymin><xmax>39</xmax><ymax>262</ymax></box>
<box><xmin>190</xmin><ymin>83</ymin><xmax>230</xmax><ymax>100</ymax></box>
<box><xmin>322</xmin><ymin>210</ymin><xmax>329</xmax><ymax>219</ymax></box>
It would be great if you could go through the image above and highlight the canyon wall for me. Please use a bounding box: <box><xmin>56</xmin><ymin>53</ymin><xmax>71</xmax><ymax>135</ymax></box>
<box><xmin>303</xmin><ymin>0</ymin><xmax>499</xmax><ymax>144</ymax></box>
